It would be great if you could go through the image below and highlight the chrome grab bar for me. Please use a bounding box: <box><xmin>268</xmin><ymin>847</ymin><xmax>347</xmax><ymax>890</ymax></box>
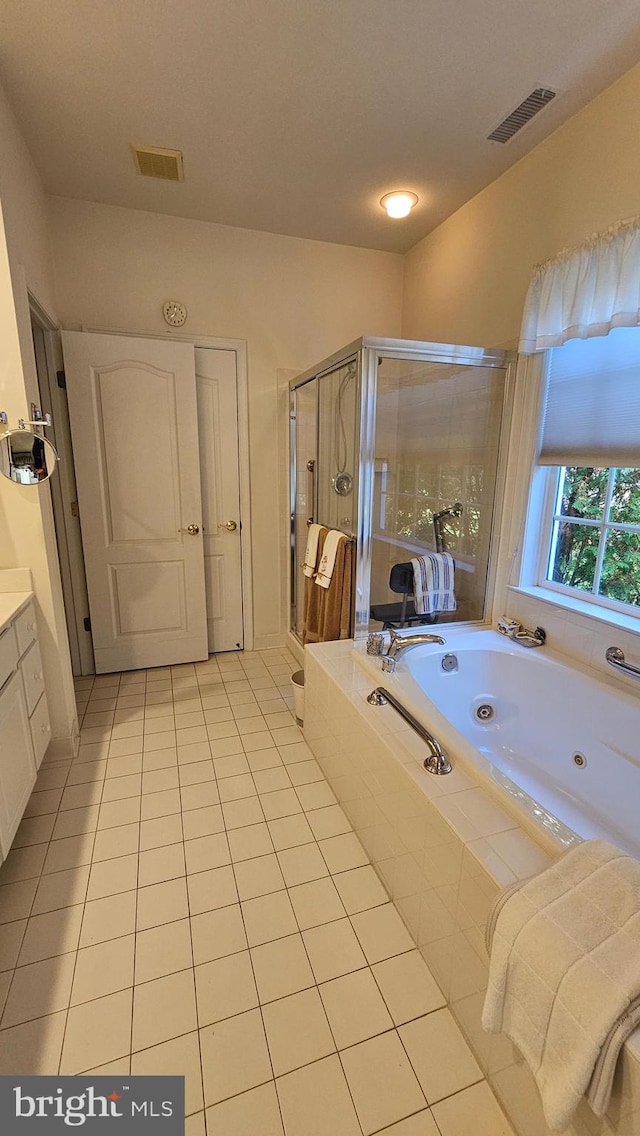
<box><xmin>606</xmin><ymin>646</ymin><xmax>640</xmax><ymax>680</ymax></box>
<box><xmin>366</xmin><ymin>687</ymin><xmax>452</xmax><ymax>775</ymax></box>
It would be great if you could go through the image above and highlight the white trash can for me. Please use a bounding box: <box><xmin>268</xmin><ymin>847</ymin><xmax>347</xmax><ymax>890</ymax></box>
<box><xmin>291</xmin><ymin>670</ymin><xmax>305</xmax><ymax>726</ymax></box>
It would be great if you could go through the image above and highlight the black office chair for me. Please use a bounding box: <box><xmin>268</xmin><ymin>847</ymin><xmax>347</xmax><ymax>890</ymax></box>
<box><xmin>369</xmin><ymin>562</ymin><xmax>436</xmax><ymax>630</ymax></box>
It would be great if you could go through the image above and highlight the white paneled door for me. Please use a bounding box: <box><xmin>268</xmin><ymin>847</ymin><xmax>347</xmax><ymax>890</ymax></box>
<box><xmin>195</xmin><ymin>348</ymin><xmax>244</xmax><ymax>653</ymax></box>
<box><xmin>62</xmin><ymin>331</ymin><xmax>209</xmax><ymax>673</ymax></box>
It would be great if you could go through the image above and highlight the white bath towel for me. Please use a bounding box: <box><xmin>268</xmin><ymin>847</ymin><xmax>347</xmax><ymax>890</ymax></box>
<box><xmin>411</xmin><ymin>553</ymin><xmax>456</xmax><ymax>615</ymax></box>
<box><xmin>483</xmin><ymin>840</ymin><xmax>640</xmax><ymax>1132</ymax></box>
<box><xmin>302</xmin><ymin>523</ymin><xmax>322</xmax><ymax>578</ymax></box>
<box><xmin>315</xmin><ymin>529</ymin><xmax>345</xmax><ymax>589</ymax></box>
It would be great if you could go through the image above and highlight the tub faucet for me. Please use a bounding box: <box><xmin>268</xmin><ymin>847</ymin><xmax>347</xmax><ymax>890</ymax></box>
<box><xmin>497</xmin><ymin>616</ymin><xmax>546</xmax><ymax>648</ymax></box>
<box><xmin>381</xmin><ymin>629</ymin><xmax>446</xmax><ymax>672</ymax></box>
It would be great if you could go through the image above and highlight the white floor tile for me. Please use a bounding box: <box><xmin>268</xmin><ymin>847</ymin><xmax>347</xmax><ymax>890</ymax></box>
<box><xmin>341</xmin><ymin>1030</ymin><xmax>427</xmax><ymax>1135</ymax></box>
<box><xmin>372</xmin><ymin>950</ymin><xmax>445</xmax><ymax>1024</ymax></box>
<box><xmin>333</xmin><ymin>865</ymin><xmax>388</xmax><ymax>914</ymax></box>
<box><xmin>191</xmin><ymin>905</ymin><xmax>247</xmax><ymax>964</ymax></box>
<box><xmin>132</xmin><ymin>968</ymin><xmax>197</xmax><ymax>1050</ymax></box>
<box><xmin>195</xmin><ymin>951</ymin><xmax>258</xmax><ymax>1024</ymax></box>
<box><xmin>302</xmin><ymin>918</ymin><xmax>367</xmax><ymax>984</ymax></box>
<box><xmin>242</xmin><ymin>890</ymin><xmax>298</xmax><ymax>946</ymax></box>
<box><xmin>2</xmin><ymin>952</ymin><xmax>76</xmax><ymax>1027</ymax></box>
<box><xmin>187</xmin><ymin>865</ymin><xmax>238</xmax><ymax>914</ymax></box>
<box><xmin>319</xmin><ymin>967</ymin><xmax>393</xmax><ymax>1049</ymax></box>
<box><xmin>135</xmin><ymin>919</ymin><xmax>193</xmax><ymax>983</ymax></box>
<box><xmin>132</xmin><ymin>1031</ymin><xmax>204</xmax><ymax>1117</ymax></box>
<box><xmin>71</xmin><ymin>935</ymin><xmax>135</xmax><ymax>1004</ymax></box>
<box><xmin>251</xmin><ymin>933</ymin><xmax>315</xmax><ymax>1003</ymax></box>
<box><xmin>276</xmin><ymin>1053</ymin><xmax>361</xmax><ymax>1136</ymax></box>
<box><xmin>398</xmin><ymin>1008</ymin><xmax>482</xmax><ymax>1104</ymax></box>
<box><xmin>263</xmin><ymin>986</ymin><xmax>335</xmax><ymax>1075</ymax></box>
<box><xmin>61</xmin><ymin>989</ymin><xmax>133</xmax><ymax>1073</ymax></box>
<box><xmin>200</xmin><ymin>1009</ymin><xmax>271</xmax><ymax>1105</ymax></box>
<box><xmin>288</xmin><ymin>877</ymin><xmax>345</xmax><ymax>931</ymax></box>
<box><xmin>205</xmin><ymin>1082</ymin><xmax>284</xmax><ymax>1136</ymax></box>
<box><xmin>431</xmin><ymin>1081</ymin><xmax>515</xmax><ymax>1135</ymax></box>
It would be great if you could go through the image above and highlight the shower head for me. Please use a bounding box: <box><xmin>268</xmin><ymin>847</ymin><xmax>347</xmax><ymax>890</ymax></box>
<box><xmin>434</xmin><ymin>502</ymin><xmax>463</xmax><ymax>523</ymax></box>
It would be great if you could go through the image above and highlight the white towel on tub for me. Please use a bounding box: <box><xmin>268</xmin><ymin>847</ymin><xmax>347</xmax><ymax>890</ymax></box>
<box><xmin>483</xmin><ymin>839</ymin><xmax>640</xmax><ymax>1132</ymax></box>
<box><xmin>411</xmin><ymin>552</ymin><xmax>456</xmax><ymax>615</ymax></box>
<box><xmin>302</xmin><ymin>523</ymin><xmax>322</xmax><ymax>578</ymax></box>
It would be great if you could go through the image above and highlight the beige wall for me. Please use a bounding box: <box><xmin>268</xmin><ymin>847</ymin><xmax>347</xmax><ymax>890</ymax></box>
<box><xmin>0</xmin><ymin>83</ymin><xmax>77</xmax><ymax>750</ymax></box>
<box><xmin>49</xmin><ymin>197</ymin><xmax>404</xmax><ymax>647</ymax></box>
<box><xmin>401</xmin><ymin>61</ymin><xmax>640</xmax><ymax>667</ymax></box>
<box><xmin>402</xmin><ymin>61</ymin><xmax>640</xmax><ymax>350</ymax></box>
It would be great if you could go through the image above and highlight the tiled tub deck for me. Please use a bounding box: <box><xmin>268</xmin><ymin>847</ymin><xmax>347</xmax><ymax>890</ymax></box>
<box><xmin>304</xmin><ymin>640</ymin><xmax>640</xmax><ymax>1136</ymax></box>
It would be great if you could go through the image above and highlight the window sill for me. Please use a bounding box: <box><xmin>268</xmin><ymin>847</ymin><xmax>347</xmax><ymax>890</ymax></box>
<box><xmin>508</xmin><ymin>584</ymin><xmax>640</xmax><ymax>637</ymax></box>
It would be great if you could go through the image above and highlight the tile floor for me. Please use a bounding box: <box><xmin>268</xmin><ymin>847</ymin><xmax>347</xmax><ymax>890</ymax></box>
<box><xmin>0</xmin><ymin>647</ymin><xmax>514</xmax><ymax>1136</ymax></box>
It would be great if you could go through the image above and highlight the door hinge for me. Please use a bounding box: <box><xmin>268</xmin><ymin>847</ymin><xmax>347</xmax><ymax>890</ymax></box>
<box><xmin>70</xmin><ymin>501</ymin><xmax>80</xmax><ymax>518</ymax></box>
<box><xmin>83</xmin><ymin>616</ymin><xmax>91</xmax><ymax>633</ymax></box>
<box><xmin>57</xmin><ymin>370</ymin><xmax>66</xmax><ymax>389</ymax></box>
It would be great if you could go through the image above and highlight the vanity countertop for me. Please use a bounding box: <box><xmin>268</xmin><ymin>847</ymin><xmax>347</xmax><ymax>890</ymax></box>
<box><xmin>0</xmin><ymin>592</ymin><xmax>33</xmax><ymax>636</ymax></box>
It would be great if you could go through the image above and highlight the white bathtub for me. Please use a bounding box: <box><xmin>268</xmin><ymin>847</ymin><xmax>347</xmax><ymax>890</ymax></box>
<box><xmin>304</xmin><ymin>634</ymin><xmax>640</xmax><ymax>1136</ymax></box>
<box><xmin>360</xmin><ymin>628</ymin><xmax>640</xmax><ymax>857</ymax></box>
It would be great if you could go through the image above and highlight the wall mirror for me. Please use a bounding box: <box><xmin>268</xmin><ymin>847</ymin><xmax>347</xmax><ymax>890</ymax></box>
<box><xmin>0</xmin><ymin>429</ymin><xmax>59</xmax><ymax>484</ymax></box>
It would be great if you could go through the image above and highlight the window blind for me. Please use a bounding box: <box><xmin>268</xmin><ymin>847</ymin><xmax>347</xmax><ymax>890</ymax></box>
<box><xmin>538</xmin><ymin>327</ymin><xmax>640</xmax><ymax>466</ymax></box>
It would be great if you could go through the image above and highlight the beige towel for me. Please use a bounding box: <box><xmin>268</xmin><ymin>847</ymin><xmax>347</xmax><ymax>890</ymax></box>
<box><xmin>483</xmin><ymin>840</ymin><xmax>640</xmax><ymax>1132</ymax></box>
<box><xmin>315</xmin><ymin>529</ymin><xmax>343</xmax><ymax>588</ymax></box>
<box><xmin>303</xmin><ymin>528</ymin><xmax>353</xmax><ymax>644</ymax></box>
<box><xmin>302</xmin><ymin>523</ymin><xmax>322</xmax><ymax>578</ymax></box>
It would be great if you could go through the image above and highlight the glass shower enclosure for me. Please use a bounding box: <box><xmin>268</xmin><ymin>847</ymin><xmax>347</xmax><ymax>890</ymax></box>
<box><xmin>290</xmin><ymin>337</ymin><xmax>513</xmax><ymax>643</ymax></box>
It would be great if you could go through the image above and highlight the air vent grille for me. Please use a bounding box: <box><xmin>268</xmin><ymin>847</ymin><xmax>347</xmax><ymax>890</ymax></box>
<box><xmin>132</xmin><ymin>145</ymin><xmax>184</xmax><ymax>181</ymax></box>
<box><xmin>487</xmin><ymin>88</ymin><xmax>557</xmax><ymax>144</ymax></box>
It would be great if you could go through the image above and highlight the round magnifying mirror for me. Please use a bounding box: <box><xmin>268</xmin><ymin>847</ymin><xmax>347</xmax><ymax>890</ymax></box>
<box><xmin>0</xmin><ymin>430</ymin><xmax>59</xmax><ymax>485</ymax></box>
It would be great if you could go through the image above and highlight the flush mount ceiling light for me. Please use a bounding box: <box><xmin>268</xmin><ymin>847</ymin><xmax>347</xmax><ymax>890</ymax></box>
<box><xmin>380</xmin><ymin>191</ymin><xmax>418</xmax><ymax>219</ymax></box>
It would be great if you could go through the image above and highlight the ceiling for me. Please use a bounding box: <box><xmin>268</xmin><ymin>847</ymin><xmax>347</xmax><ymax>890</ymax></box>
<box><xmin>2</xmin><ymin>1</ymin><xmax>640</xmax><ymax>254</ymax></box>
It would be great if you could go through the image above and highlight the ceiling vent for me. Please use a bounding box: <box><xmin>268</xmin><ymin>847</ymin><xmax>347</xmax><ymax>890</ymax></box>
<box><xmin>132</xmin><ymin>145</ymin><xmax>184</xmax><ymax>181</ymax></box>
<box><xmin>487</xmin><ymin>88</ymin><xmax>557</xmax><ymax>144</ymax></box>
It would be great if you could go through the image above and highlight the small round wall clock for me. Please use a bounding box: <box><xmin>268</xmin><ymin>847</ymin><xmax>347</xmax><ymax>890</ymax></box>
<box><xmin>163</xmin><ymin>300</ymin><xmax>188</xmax><ymax>327</ymax></box>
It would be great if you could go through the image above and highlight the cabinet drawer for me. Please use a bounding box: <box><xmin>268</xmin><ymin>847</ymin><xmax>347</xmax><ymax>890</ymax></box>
<box><xmin>30</xmin><ymin>692</ymin><xmax>51</xmax><ymax>769</ymax></box>
<box><xmin>14</xmin><ymin>602</ymin><xmax>37</xmax><ymax>658</ymax></box>
<box><xmin>20</xmin><ymin>640</ymin><xmax>45</xmax><ymax>717</ymax></box>
<box><xmin>0</xmin><ymin>624</ymin><xmax>18</xmax><ymax>691</ymax></box>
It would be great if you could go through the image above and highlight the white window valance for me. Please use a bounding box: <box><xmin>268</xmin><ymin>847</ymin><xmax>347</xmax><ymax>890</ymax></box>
<box><xmin>519</xmin><ymin>216</ymin><xmax>640</xmax><ymax>354</ymax></box>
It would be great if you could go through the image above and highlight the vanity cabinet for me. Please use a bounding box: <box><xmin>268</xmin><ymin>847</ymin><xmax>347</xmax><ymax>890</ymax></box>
<box><xmin>0</xmin><ymin>596</ymin><xmax>50</xmax><ymax>861</ymax></box>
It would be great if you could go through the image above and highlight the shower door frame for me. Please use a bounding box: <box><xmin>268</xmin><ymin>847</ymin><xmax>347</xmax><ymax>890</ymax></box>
<box><xmin>289</xmin><ymin>342</ymin><xmax>363</xmax><ymax>641</ymax></box>
<box><xmin>289</xmin><ymin>337</ymin><xmax>515</xmax><ymax>645</ymax></box>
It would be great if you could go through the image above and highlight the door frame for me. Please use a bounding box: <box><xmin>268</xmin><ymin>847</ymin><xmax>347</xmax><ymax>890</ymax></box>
<box><xmin>84</xmin><ymin>327</ymin><xmax>254</xmax><ymax>653</ymax></box>
<box><xmin>29</xmin><ymin>298</ymin><xmax>95</xmax><ymax>675</ymax></box>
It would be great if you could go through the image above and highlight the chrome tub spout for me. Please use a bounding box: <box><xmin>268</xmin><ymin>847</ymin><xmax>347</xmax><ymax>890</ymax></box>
<box><xmin>381</xmin><ymin>629</ymin><xmax>446</xmax><ymax>672</ymax></box>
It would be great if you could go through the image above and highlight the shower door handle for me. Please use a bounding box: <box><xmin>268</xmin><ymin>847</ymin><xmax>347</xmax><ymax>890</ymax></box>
<box><xmin>306</xmin><ymin>459</ymin><xmax>315</xmax><ymax>525</ymax></box>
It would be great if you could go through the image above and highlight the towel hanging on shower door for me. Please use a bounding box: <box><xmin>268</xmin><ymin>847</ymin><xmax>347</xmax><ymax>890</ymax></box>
<box><xmin>303</xmin><ymin>528</ymin><xmax>353</xmax><ymax>643</ymax></box>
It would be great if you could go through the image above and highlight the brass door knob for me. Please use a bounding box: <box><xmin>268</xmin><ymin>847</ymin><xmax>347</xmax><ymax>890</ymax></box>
<box><xmin>180</xmin><ymin>524</ymin><xmax>200</xmax><ymax>535</ymax></box>
<box><xmin>225</xmin><ymin>520</ymin><xmax>238</xmax><ymax>532</ymax></box>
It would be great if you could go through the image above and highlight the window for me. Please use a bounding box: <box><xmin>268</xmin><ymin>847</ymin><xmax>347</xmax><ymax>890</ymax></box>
<box><xmin>376</xmin><ymin>460</ymin><xmax>481</xmax><ymax>558</ymax></box>
<box><xmin>545</xmin><ymin>466</ymin><xmax>640</xmax><ymax>611</ymax></box>
<box><xmin>533</xmin><ymin>326</ymin><xmax>640</xmax><ymax>618</ymax></box>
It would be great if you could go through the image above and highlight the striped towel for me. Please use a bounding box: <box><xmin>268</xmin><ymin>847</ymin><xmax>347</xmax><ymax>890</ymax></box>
<box><xmin>411</xmin><ymin>553</ymin><xmax>456</xmax><ymax>615</ymax></box>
